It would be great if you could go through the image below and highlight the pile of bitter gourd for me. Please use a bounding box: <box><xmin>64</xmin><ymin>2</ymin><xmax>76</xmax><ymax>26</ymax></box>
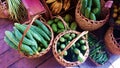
<box><xmin>4</xmin><ymin>19</ymin><xmax>51</xmax><ymax>56</ymax></box>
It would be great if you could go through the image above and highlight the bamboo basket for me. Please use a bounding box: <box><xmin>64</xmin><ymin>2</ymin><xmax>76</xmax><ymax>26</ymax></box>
<box><xmin>52</xmin><ymin>30</ymin><xmax>89</xmax><ymax>66</ymax></box>
<box><xmin>104</xmin><ymin>27</ymin><xmax>120</xmax><ymax>55</ymax></box>
<box><xmin>18</xmin><ymin>15</ymin><xmax>54</xmax><ymax>58</ymax></box>
<box><xmin>75</xmin><ymin>0</ymin><xmax>110</xmax><ymax>31</ymax></box>
<box><xmin>0</xmin><ymin>0</ymin><xmax>8</xmax><ymax>18</ymax></box>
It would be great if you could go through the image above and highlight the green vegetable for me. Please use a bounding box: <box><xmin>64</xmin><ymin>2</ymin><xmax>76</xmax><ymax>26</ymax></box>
<box><xmin>71</xmin><ymin>33</ymin><xmax>76</xmax><ymax>38</ymax></box>
<box><xmin>4</xmin><ymin>36</ymin><xmax>18</xmax><ymax>49</ymax></box>
<box><xmin>7</xmin><ymin>0</ymin><xmax>28</xmax><ymax>22</ymax></box>
<box><xmin>90</xmin><ymin>12</ymin><xmax>96</xmax><ymax>20</ymax></box>
<box><xmin>14</xmin><ymin>23</ymin><xmax>34</xmax><ymax>40</ymax></box>
<box><xmin>81</xmin><ymin>0</ymin><xmax>88</xmax><ymax>15</ymax></box>
<box><xmin>70</xmin><ymin>22</ymin><xmax>77</xmax><ymax>30</ymax></box>
<box><xmin>47</xmin><ymin>20</ymin><xmax>54</xmax><ymax>25</ymax></box>
<box><xmin>63</xmin><ymin>51</ymin><xmax>68</xmax><ymax>56</ymax></box>
<box><xmin>5</xmin><ymin>31</ymin><xmax>35</xmax><ymax>55</ymax></box>
<box><xmin>80</xmin><ymin>40</ymin><xmax>86</xmax><ymax>45</ymax></box>
<box><xmin>85</xmin><ymin>7</ymin><xmax>91</xmax><ymax>18</ymax></box>
<box><xmin>60</xmin><ymin>37</ymin><xmax>66</xmax><ymax>42</ymax></box>
<box><xmin>52</xmin><ymin>23</ymin><xmax>57</xmax><ymax>32</ymax></box>
<box><xmin>60</xmin><ymin>44</ymin><xmax>66</xmax><ymax>49</ymax></box>
<box><xmin>57</xmin><ymin>21</ymin><xmax>64</xmax><ymax>29</ymax></box>
<box><xmin>78</xmin><ymin>53</ymin><xmax>84</xmax><ymax>62</ymax></box>
<box><xmin>74</xmin><ymin>48</ymin><xmax>80</xmax><ymax>55</ymax></box>
<box><xmin>63</xmin><ymin>33</ymin><xmax>70</xmax><ymax>38</ymax></box>
<box><xmin>13</xmin><ymin>27</ymin><xmax>37</xmax><ymax>48</ymax></box>
<box><xmin>87</xmin><ymin>0</ymin><xmax>92</xmax><ymax>8</ymax></box>
<box><xmin>54</xmin><ymin>18</ymin><xmax>60</xmax><ymax>22</ymax></box>
<box><xmin>81</xmin><ymin>45</ymin><xmax>87</xmax><ymax>50</ymax></box>
<box><xmin>34</xmin><ymin>19</ymin><xmax>51</xmax><ymax>36</ymax></box>
<box><xmin>64</xmin><ymin>14</ymin><xmax>71</xmax><ymax>22</ymax></box>
<box><xmin>30</xmin><ymin>25</ymin><xmax>51</xmax><ymax>41</ymax></box>
<box><xmin>57</xmin><ymin>29</ymin><xmax>64</xmax><ymax>33</ymax></box>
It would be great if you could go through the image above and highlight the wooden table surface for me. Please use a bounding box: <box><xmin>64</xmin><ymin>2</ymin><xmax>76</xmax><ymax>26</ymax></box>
<box><xmin>0</xmin><ymin>18</ymin><xmax>120</xmax><ymax>68</ymax></box>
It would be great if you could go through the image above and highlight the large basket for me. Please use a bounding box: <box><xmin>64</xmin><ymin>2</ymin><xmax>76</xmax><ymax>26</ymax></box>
<box><xmin>52</xmin><ymin>30</ymin><xmax>89</xmax><ymax>66</ymax></box>
<box><xmin>18</xmin><ymin>15</ymin><xmax>54</xmax><ymax>58</ymax></box>
<box><xmin>75</xmin><ymin>0</ymin><xmax>110</xmax><ymax>31</ymax></box>
<box><xmin>0</xmin><ymin>0</ymin><xmax>8</xmax><ymax>18</ymax></box>
<box><xmin>104</xmin><ymin>27</ymin><xmax>120</xmax><ymax>55</ymax></box>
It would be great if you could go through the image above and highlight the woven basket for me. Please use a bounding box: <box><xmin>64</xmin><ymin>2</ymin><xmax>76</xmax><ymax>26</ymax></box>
<box><xmin>18</xmin><ymin>15</ymin><xmax>54</xmax><ymax>58</ymax></box>
<box><xmin>0</xmin><ymin>0</ymin><xmax>9</xmax><ymax>18</ymax></box>
<box><xmin>104</xmin><ymin>27</ymin><xmax>120</xmax><ymax>55</ymax></box>
<box><xmin>75</xmin><ymin>0</ymin><xmax>110</xmax><ymax>31</ymax></box>
<box><xmin>52</xmin><ymin>30</ymin><xmax>89</xmax><ymax>66</ymax></box>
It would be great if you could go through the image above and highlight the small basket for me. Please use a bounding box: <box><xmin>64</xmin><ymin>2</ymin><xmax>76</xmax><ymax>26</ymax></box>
<box><xmin>18</xmin><ymin>15</ymin><xmax>54</xmax><ymax>58</ymax></box>
<box><xmin>0</xmin><ymin>0</ymin><xmax>9</xmax><ymax>18</ymax></box>
<box><xmin>75</xmin><ymin>0</ymin><xmax>110</xmax><ymax>31</ymax></box>
<box><xmin>52</xmin><ymin>30</ymin><xmax>89</xmax><ymax>66</ymax></box>
<box><xmin>104</xmin><ymin>27</ymin><xmax>120</xmax><ymax>55</ymax></box>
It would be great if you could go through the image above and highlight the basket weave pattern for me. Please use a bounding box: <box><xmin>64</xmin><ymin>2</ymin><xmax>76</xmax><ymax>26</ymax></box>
<box><xmin>75</xmin><ymin>0</ymin><xmax>110</xmax><ymax>31</ymax></box>
<box><xmin>104</xmin><ymin>27</ymin><xmax>120</xmax><ymax>55</ymax></box>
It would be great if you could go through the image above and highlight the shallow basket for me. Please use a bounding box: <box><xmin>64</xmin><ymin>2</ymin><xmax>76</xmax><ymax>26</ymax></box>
<box><xmin>0</xmin><ymin>0</ymin><xmax>8</xmax><ymax>18</ymax></box>
<box><xmin>18</xmin><ymin>15</ymin><xmax>54</xmax><ymax>58</ymax></box>
<box><xmin>52</xmin><ymin>30</ymin><xmax>89</xmax><ymax>66</ymax></box>
<box><xmin>104</xmin><ymin>27</ymin><xmax>120</xmax><ymax>55</ymax></box>
<box><xmin>75</xmin><ymin>0</ymin><xmax>110</xmax><ymax>31</ymax></box>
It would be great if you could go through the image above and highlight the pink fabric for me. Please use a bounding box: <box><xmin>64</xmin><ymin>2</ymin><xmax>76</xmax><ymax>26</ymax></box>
<box><xmin>22</xmin><ymin>0</ymin><xmax>46</xmax><ymax>16</ymax></box>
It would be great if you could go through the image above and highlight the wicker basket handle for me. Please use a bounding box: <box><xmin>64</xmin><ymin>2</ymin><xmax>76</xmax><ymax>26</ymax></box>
<box><xmin>60</xmin><ymin>31</ymin><xmax>88</xmax><ymax>56</ymax></box>
<box><xmin>18</xmin><ymin>15</ymin><xmax>40</xmax><ymax>54</ymax></box>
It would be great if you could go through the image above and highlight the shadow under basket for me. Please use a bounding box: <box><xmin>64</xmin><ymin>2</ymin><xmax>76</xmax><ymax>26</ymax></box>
<box><xmin>52</xmin><ymin>30</ymin><xmax>89</xmax><ymax>67</ymax></box>
<box><xmin>104</xmin><ymin>27</ymin><xmax>120</xmax><ymax>55</ymax></box>
<box><xmin>75</xmin><ymin>0</ymin><xmax>110</xmax><ymax>31</ymax></box>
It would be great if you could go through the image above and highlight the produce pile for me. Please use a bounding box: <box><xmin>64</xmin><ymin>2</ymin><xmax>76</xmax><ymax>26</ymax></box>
<box><xmin>47</xmin><ymin>14</ymin><xmax>77</xmax><ymax>35</ymax></box>
<box><xmin>57</xmin><ymin>32</ymin><xmax>87</xmax><ymax>62</ymax></box>
<box><xmin>4</xmin><ymin>19</ymin><xmax>52</xmax><ymax>56</ymax></box>
<box><xmin>81</xmin><ymin>0</ymin><xmax>101</xmax><ymax>20</ymax></box>
<box><xmin>88</xmin><ymin>33</ymin><xmax>109</xmax><ymax>65</ymax></box>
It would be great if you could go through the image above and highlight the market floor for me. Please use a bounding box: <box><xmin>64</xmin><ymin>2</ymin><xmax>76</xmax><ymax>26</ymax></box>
<box><xmin>0</xmin><ymin>19</ymin><xmax>120</xmax><ymax>68</ymax></box>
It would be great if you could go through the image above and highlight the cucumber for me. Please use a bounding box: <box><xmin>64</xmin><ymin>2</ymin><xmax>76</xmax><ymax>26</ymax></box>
<box><xmin>87</xmin><ymin>0</ymin><xmax>92</xmax><ymax>8</ymax></box>
<box><xmin>30</xmin><ymin>25</ymin><xmax>50</xmax><ymax>41</ymax></box>
<box><xmin>14</xmin><ymin>23</ymin><xmax>34</xmax><ymax>40</ymax></box>
<box><xmin>57</xmin><ymin>21</ymin><xmax>64</xmax><ymax>29</ymax></box>
<box><xmin>57</xmin><ymin>29</ymin><xmax>64</xmax><ymax>33</ymax></box>
<box><xmin>71</xmin><ymin>33</ymin><xmax>76</xmax><ymax>38</ymax></box>
<box><xmin>4</xmin><ymin>36</ymin><xmax>18</xmax><ymax>49</ymax></box>
<box><xmin>80</xmin><ymin>39</ymin><xmax>86</xmax><ymax>45</ymax></box>
<box><xmin>52</xmin><ymin>23</ymin><xmax>57</xmax><ymax>32</ymax></box>
<box><xmin>13</xmin><ymin>27</ymin><xmax>38</xmax><ymax>48</ymax></box>
<box><xmin>5</xmin><ymin>31</ymin><xmax>35</xmax><ymax>55</ymax></box>
<box><xmin>90</xmin><ymin>12</ymin><xmax>96</xmax><ymax>20</ymax></box>
<box><xmin>81</xmin><ymin>0</ymin><xmax>88</xmax><ymax>15</ymax></box>
<box><xmin>70</xmin><ymin>22</ymin><xmax>77</xmax><ymax>30</ymax></box>
<box><xmin>85</xmin><ymin>7</ymin><xmax>91</xmax><ymax>18</ymax></box>
<box><xmin>34</xmin><ymin>19</ymin><xmax>51</xmax><ymax>36</ymax></box>
<box><xmin>81</xmin><ymin>45</ymin><xmax>87</xmax><ymax>51</ymax></box>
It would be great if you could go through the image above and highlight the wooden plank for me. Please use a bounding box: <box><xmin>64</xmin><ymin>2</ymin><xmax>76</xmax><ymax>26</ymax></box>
<box><xmin>8</xmin><ymin>51</ymin><xmax>53</xmax><ymax>68</ymax></box>
<box><xmin>0</xmin><ymin>49</ymin><xmax>22</xmax><ymax>68</ymax></box>
<box><xmin>36</xmin><ymin>57</ymin><xmax>64</xmax><ymax>68</ymax></box>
